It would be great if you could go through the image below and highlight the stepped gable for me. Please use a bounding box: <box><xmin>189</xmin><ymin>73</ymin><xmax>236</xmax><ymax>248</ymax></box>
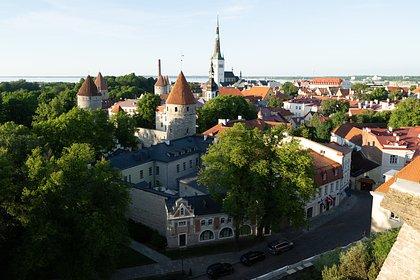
<box><xmin>165</xmin><ymin>71</ymin><xmax>196</xmax><ymax>105</ymax></box>
<box><xmin>95</xmin><ymin>72</ymin><xmax>108</xmax><ymax>90</ymax></box>
<box><xmin>77</xmin><ymin>75</ymin><xmax>100</xmax><ymax>96</ymax></box>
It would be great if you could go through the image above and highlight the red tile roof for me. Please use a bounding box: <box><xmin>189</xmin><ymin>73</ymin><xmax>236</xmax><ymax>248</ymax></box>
<box><xmin>366</xmin><ymin>126</ymin><xmax>420</xmax><ymax>150</ymax></box>
<box><xmin>77</xmin><ymin>75</ymin><xmax>100</xmax><ymax>96</ymax></box>
<box><xmin>111</xmin><ymin>104</ymin><xmax>123</xmax><ymax>113</ymax></box>
<box><xmin>201</xmin><ymin>119</ymin><xmax>284</xmax><ymax>136</ymax></box>
<box><xmin>165</xmin><ymin>71</ymin><xmax>196</xmax><ymax>105</ymax></box>
<box><xmin>95</xmin><ymin>72</ymin><xmax>108</xmax><ymax>91</ymax></box>
<box><xmin>311</xmin><ymin>78</ymin><xmax>343</xmax><ymax>85</ymax></box>
<box><xmin>219</xmin><ymin>87</ymin><xmax>243</xmax><ymax>96</ymax></box>
<box><xmin>241</xmin><ymin>86</ymin><xmax>273</xmax><ymax>100</ymax></box>
<box><xmin>311</xmin><ymin>151</ymin><xmax>343</xmax><ymax>187</ymax></box>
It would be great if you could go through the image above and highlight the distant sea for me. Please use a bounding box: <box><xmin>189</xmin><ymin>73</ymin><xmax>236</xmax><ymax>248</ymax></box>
<box><xmin>0</xmin><ymin>76</ymin><xmax>293</xmax><ymax>84</ymax></box>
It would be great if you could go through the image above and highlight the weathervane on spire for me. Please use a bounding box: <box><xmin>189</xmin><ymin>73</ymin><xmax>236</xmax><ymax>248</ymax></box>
<box><xmin>180</xmin><ymin>54</ymin><xmax>184</xmax><ymax>70</ymax></box>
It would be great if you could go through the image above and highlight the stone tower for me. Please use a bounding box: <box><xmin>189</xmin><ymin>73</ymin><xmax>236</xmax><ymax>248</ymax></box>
<box><xmin>77</xmin><ymin>75</ymin><xmax>102</xmax><ymax>110</ymax></box>
<box><xmin>157</xmin><ymin>71</ymin><xmax>196</xmax><ymax>140</ymax></box>
<box><xmin>154</xmin><ymin>59</ymin><xmax>169</xmax><ymax>95</ymax></box>
<box><xmin>94</xmin><ymin>72</ymin><xmax>109</xmax><ymax>100</ymax></box>
<box><xmin>205</xmin><ymin>62</ymin><xmax>219</xmax><ymax>100</ymax></box>
<box><xmin>211</xmin><ymin>17</ymin><xmax>224</xmax><ymax>86</ymax></box>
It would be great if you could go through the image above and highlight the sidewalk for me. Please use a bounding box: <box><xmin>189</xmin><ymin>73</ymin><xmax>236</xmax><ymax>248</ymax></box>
<box><xmin>113</xmin><ymin>194</ymin><xmax>359</xmax><ymax>280</ymax></box>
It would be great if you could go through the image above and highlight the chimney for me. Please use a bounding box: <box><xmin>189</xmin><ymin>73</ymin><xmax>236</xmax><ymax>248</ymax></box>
<box><xmin>238</xmin><ymin>115</ymin><xmax>243</xmax><ymax>120</ymax></box>
<box><xmin>218</xmin><ymin>119</ymin><xmax>228</xmax><ymax>125</ymax></box>
<box><xmin>396</xmin><ymin>136</ymin><xmax>400</xmax><ymax>142</ymax></box>
<box><xmin>358</xmin><ymin>102</ymin><xmax>362</xmax><ymax>109</ymax></box>
<box><xmin>369</xmin><ymin>100</ymin><xmax>373</xmax><ymax>107</ymax></box>
<box><xmin>389</xmin><ymin>126</ymin><xmax>393</xmax><ymax>132</ymax></box>
<box><xmin>158</xmin><ymin>59</ymin><xmax>161</xmax><ymax>76</ymax></box>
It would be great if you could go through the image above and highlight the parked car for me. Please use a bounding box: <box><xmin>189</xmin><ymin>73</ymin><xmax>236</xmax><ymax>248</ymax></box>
<box><xmin>267</xmin><ymin>239</ymin><xmax>294</xmax><ymax>255</ymax></box>
<box><xmin>240</xmin><ymin>251</ymin><xmax>266</xmax><ymax>266</ymax></box>
<box><xmin>206</xmin><ymin>262</ymin><xmax>233</xmax><ymax>279</ymax></box>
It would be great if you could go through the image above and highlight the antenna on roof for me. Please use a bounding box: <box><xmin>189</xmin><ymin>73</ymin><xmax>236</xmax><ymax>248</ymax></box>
<box><xmin>180</xmin><ymin>54</ymin><xmax>184</xmax><ymax>70</ymax></box>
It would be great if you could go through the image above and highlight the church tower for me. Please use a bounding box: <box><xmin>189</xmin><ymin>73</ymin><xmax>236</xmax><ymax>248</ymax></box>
<box><xmin>157</xmin><ymin>71</ymin><xmax>196</xmax><ymax>140</ymax></box>
<box><xmin>77</xmin><ymin>75</ymin><xmax>102</xmax><ymax>110</ymax></box>
<box><xmin>211</xmin><ymin>17</ymin><xmax>224</xmax><ymax>86</ymax></box>
<box><xmin>94</xmin><ymin>72</ymin><xmax>109</xmax><ymax>100</ymax></box>
<box><xmin>205</xmin><ymin>62</ymin><xmax>219</xmax><ymax>100</ymax></box>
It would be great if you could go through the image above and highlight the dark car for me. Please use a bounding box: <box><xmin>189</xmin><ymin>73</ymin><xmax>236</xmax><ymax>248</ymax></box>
<box><xmin>240</xmin><ymin>251</ymin><xmax>266</xmax><ymax>266</ymax></box>
<box><xmin>206</xmin><ymin>262</ymin><xmax>233</xmax><ymax>279</ymax></box>
<box><xmin>267</xmin><ymin>239</ymin><xmax>294</xmax><ymax>255</ymax></box>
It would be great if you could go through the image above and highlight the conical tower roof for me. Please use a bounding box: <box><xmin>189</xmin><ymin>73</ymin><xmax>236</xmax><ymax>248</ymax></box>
<box><xmin>155</xmin><ymin>59</ymin><xmax>166</xmax><ymax>87</ymax></box>
<box><xmin>166</xmin><ymin>71</ymin><xmax>196</xmax><ymax>105</ymax></box>
<box><xmin>95</xmin><ymin>72</ymin><xmax>108</xmax><ymax>91</ymax></box>
<box><xmin>77</xmin><ymin>75</ymin><xmax>100</xmax><ymax>96</ymax></box>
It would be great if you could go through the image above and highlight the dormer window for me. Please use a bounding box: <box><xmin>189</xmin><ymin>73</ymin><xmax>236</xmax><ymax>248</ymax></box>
<box><xmin>180</xmin><ymin>208</ymin><xmax>184</xmax><ymax>216</ymax></box>
<box><xmin>322</xmin><ymin>172</ymin><xmax>327</xmax><ymax>181</ymax></box>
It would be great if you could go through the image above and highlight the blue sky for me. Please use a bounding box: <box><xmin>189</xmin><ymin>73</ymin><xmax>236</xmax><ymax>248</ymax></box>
<box><xmin>0</xmin><ymin>0</ymin><xmax>419</xmax><ymax>76</ymax></box>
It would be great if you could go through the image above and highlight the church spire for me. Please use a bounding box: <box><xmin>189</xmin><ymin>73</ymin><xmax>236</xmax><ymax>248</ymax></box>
<box><xmin>212</xmin><ymin>16</ymin><xmax>223</xmax><ymax>60</ymax></box>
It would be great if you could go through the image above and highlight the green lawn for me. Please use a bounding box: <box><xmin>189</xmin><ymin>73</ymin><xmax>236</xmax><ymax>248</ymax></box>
<box><xmin>117</xmin><ymin>247</ymin><xmax>156</xmax><ymax>268</ymax></box>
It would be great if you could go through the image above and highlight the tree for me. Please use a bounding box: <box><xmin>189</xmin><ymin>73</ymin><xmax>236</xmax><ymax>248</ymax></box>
<box><xmin>267</xmin><ymin>96</ymin><xmax>284</xmax><ymax>108</ymax></box>
<box><xmin>352</xmin><ymin>83</ymin><xmax>368</xmax><ymax>99</ymax></box>
<box><xmin>16</xmin><ymin>143</ymin><xmax>130</xmax><ymax>279</ymax></box>
<box><xmin>388</xmin><ymin>90</ymin><xmax>403</xmax><ymax>101</ymax></box>
<box><xmin>281</xmin><ymin>82</ymin><xmax>298</xmax><ymax>96</ymax></box>
<box><xmin>1</xmin><ymin>89</ymin><xmax>39</xmax><ymax>126</ymax></box>
<box><xmin>198</xmin><ymin>124</ymin><xmax>315</xmax><ymax>240</ymax></box>
<box><xmin>388</xmin><ymin>98</ymin><xmax>420</xmax><ymax>128</ymax></box>
<box><xmin>321</xmin><ymin>100</ymin><xmax>349</xmax><ymax>116</ymax></box>
<box><xmin>197</xmin><ymin>95</ymin><xmax>257</xmax><ymax>132</ymax></box>
<box><xmin>110</xmin><ymin>112</ymin><xmax>139</xmax><ymax>148</ymax></box>
<box><xmin>366</xmin><ymin>87</ymin><xmax>388</xmax><ymax>101</ymax></box>
<box><xmin>135</xmin><ymin>93</ymin><xmax>162</xmax><ymax>128</ymax></box>
<box><xmin>330</xmin><ymin>111</ymin><xmax>349</xmax><ymax>129</ymax></box>
<box><xmin>309</xmin><ymin>114</ymin><xmax>333</xmax><ymax>142</ymax></box>
<box><xmin>353</xmin><ymin>111</ymin><xmax>391</xmax><ymax>124</ymax></box>
<box><xmin>33</xmin><ymin>107</ymin><xmax>114</xmax><ymax>156</ymax></box>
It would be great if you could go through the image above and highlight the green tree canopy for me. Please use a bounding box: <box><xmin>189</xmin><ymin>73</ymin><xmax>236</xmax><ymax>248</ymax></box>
<box><xmin>308</xmin><ymin>113</ymin><xmax>333</xmax><ymax>142</ymax></box>
<box><xmin>16</xmin><ymin>143</ymin><xmax>130</xmax><ymax>279</ymax></box>
<box><xmin>267</xmin><ymin>96</ymin><xmax>284</xmax><ymax>108</ymax></box>
<box><xmin>321</xmin><ymin>99</ymin><xmax>349</xmax><ymax>116</ymax></box>
<box><xmin>110</xmin><ymin>112</ymin><xmax>139</xmax><ymax>148</ymax></box>
<box><xmin>33</xmin><ymin>107</ymin><xmax>114</xmax><ymax>156</ymax></box>
<box><xmin>197</xmin><ymin>95</ymin><xmax>257</xmax><ymax>132</ymax></box>
<box><xmin>281</xmin><ymin>82</ymin><xmax>298</xmax><ymax>96</ymax></box>
<box><xmin>1</xmin><ymin>89</ymin><xmax>39</xmax><ymax>126</ymax></box>
<box><xmin>134</xmin><ymin>93</ymin><xmax>162</xmax><ymax>128</ymax></box>
<box><xmin>388</xmin><ymin>98</ymin><xmax>420</xmax><ymax>128</ymax></box>
<box><xmin>366</xmin><ymin>87</ymin><xmax>388</xmax><ymax>101</ymax></box>
<box><xmin>198</xmin><ymin>124</ymin><xmax>315</xmax><ymax>240</ymax></box>
<box><xmin>353</xmin><ymin>110</ymin><xmax>391</xmax><ymax>124</ymax></box>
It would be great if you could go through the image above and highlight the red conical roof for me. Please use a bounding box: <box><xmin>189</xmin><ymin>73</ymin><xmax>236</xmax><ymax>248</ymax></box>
<box><xmin>77</xmin><ymin>75</ymin><xmax>101</xmax><ymax>96</ymax></box>
<box><xmin>165</xmin><ymin>71</ymin><xmax>196</xmax><ymax>105</ymax></box>
<box><xmin>155</xmin><ymin>75</ymin><xmax>166</xmax><ymax>87</ymax></box>
<box><xmin>95</xmin><ymin>72</ymin><xmax>108</xmax><ymax>91</ymax></box>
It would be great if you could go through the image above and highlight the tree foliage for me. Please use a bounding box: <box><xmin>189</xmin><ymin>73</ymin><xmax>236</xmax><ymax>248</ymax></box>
<box><xmin>353</xmin><ymin>110</ymin><xmax>391</xmax><ymax>124</ymax></box>
<box><xmin>281</xmin><ymin>82</ymin><xmax>298</xmax><ymax>96</ymax></box>
<box><xmin>1</xmin><ymin>90</ymin><xmax>39</xmax><ymax>126</ymax></box>
<box><xmin>267</xmin><ymin>96</ymin><xmax>284</xmax><ymax>108</ymax></box>
<box><xmin>308</xmin><ymin>114</ymin><xmax>333</xmax><ymax>142</ymax></box>
<box><xmin>198</xmin><ymin>124</ymin><xmax>315</xmax><ymax>240</ymax></box>
<box><xmin>135</xmin><ymin>93</ymin><xmax>162</xmax><ymax>128</ymax></box>
<box><xmin>197</xmin><ymin>95</ymin><xmax>257</xmax><ymax>132</ymax></box>
<box><xmin>106</xmin><ymin>73</ymin><xmax>155</xmax><ymax>100</ymax></box>
<box><xmin>321</xmin><ymin>100</ymin><xmax>349</xmax><ymax>116</ymax></box>
<box><xmin>388</xmin><ymin>98</ymin><xmax>420</xmax><ymax>128</ymax></box>
<box><xmin>366</xmin><ymin>87</ymin><xmax>388</xmax><ymax>101</ymax></box>
<box><xmin>110</xmin><ymin>112</ymin><xmax>139</xmax><ymax>148</ymax></box>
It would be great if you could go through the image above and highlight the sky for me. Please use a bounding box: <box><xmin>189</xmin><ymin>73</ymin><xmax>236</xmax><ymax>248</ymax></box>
<box><xmin>0</xmin><ymin>0</ymin><xmax>419</xmax><ymax>77</ymax></box>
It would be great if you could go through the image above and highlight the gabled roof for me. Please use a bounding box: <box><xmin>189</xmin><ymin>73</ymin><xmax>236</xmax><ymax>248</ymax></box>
<box><xmin>77</xmin><ymin>75</ymin><xmax>100</xmax><ymax>96</ymax></box>
<box><xmin>375</xmin><ymin>156</ymin><xmax>420</xmax><ymax>193</ymax></box>
<box><xmin>242</xmin><ymin>86</ymin><xmax>272</xmax><ymax>100</ymax></box>
<box><xmin>311</xmin><ymin>78</ymin><xmax>343</xmax><ymax>85</ymax></box>
<box><xmin>219</xmin><ymin>87</ymin><xmax>243</xmax><ymax>96</ymax></box>
<box><xmin>311</xmin><ymin>151</ymin><xmax>343</xmax><ymax>187</ymax></box>
<box><xmin>165</xmin><ymin>71</ymin><xmax>196</xmax><ymax>105</ymax></box>
<box><xmin>111</xmin><ymin>104</ymin><xmax>123</xmax><ymax>113</ymax></box>
<box><xmin>95</xmin><ymin>72</ymin><xmax>108</xmax><ymax>91</ymax></box>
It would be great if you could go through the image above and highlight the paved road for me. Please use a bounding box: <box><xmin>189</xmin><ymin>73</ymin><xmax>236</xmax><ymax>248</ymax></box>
<box><xmin>192</xmin><ymin>191</ymin><xmax>372</xmax><ymax>280</ymax></box>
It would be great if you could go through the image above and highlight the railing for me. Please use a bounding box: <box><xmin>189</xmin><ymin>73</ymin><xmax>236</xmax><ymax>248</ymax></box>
<box><xmin>252</xmin><ymin>238</ymin><xmax>367</xmax><ymax>280</ymax></box>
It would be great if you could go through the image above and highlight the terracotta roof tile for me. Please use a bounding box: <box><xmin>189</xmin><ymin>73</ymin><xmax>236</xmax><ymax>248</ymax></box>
<box><xmin>311</xmin><ymin>78</ymin><xmax>343</xmax><ymax>85</ymax></box>
<box><xmin>111</xmin><ymin>104</ymin><xmax>123</xmax><ymax>113</ymax></box>
<box><xmin>77</xmin><ymin>75</ymin><xmax>100</xmax><ymax>97</ymax></box>
<box><xmin>311</xmin><ymin>151</ymin><xmax>343</xmax><ymax>187</ymax></box>
<box><xmin>219</xmin><ymin>87</ymin><xmax>243</xmax><ymax>96</ymax></box>
<box><xmin>95</xmin><ymin>72</ymin><xmax>108</xmax><ymax>91</ymax></box>
<box><xmin>165</xmin><ymin>72</ymin><xmax>195</xmax><ymax>105</ymax></box>
<box><xmin>241</xmin><ymin>86</ymin><xmax>273</xmax><ymax>100</ymax></box>
<box><xmin>201</xmin><ymin>119</ymin><xmax>285</xmax><ymax>136</ymax></box>
<box><xmin>375</xmin><ymin>177</ymin><xmax>395</xmax><ymax>193</ymax></box>
<box><xmin>155</xmin><ymin>75</ymin><xmax>166</xmax><ymax>87</ymax></box>
<box><xmin>412</xmin><ymin>87</ymin><xmax>420</xmax><ymax>94</ymax></box>
<box><xmin>395</xmin><ymin>156</ymin><xmax>420</xmax><ymax>183</ymax></box>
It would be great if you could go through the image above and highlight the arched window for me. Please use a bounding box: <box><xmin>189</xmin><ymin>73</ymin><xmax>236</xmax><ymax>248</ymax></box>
<box><xmin>200</xmin><ymin>230</ymin><xmax>214</xmax><ymax>241</ymax></box>
<box><xmin>219</xmin><ymin>228</ymin><xmax>233</xmax><ymax>238</ymax></box>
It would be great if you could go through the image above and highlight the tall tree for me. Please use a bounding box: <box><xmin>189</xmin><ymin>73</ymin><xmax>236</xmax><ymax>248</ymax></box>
<box><xmin>1</xmin><ymin>89</ymin><xmax>39</xmax><ymax>127</ymax></box>
<box><xmin>321</xmin><ymin>99</ymin><xmax>349</xmax><ymax>116</ymax></box>
<box><xmin>281</xmin><ymin>82</ymin><xmax>298</xmax><ymax>96</ymax></box>
<box><xmin>267</xmin><ymin>96</ymin><xmax>284</xmax><ymax>108</ymax></box>
<box><xmin>198</xmin><ymin>124</ymin><xmax>315</xmax><ymax>240</ymax></box>
<box><xmin>17</xmin><ymin>144</ymin><xmax>130</xmax><ymax>279</ymax></box>
<box><xmin>110</xmin><ymin>112</ymin><xmax>139</xmax><ymax>148</ymax></box>
<box><xmin>135</xmin><ymin>93</ymin><xmax>162</xmax><ymax>128</ymax></box>
<box><xmin>197</xmin><ymin>95</ymin><xmax>257</xmax><ymax>132</ymax></box>
<box><xmin>388</xmin><ymin>98</ymin><xmax>420</xmax><ymax>128</ymax></box>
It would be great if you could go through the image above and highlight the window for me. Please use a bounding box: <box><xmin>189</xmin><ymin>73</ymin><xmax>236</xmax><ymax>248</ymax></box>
<box><xmin>175</xmin><ymin>107</ymin><xmax>178</xmax><ymax>112</ymax></box>
<box><xmin>372</xmin><ymin>141</ymin><xmax>375</xmax><ymax>146</ymax></box>
<box><xmin>201</xmin><ymin>219</ymin><xmax>206</xmax><ymax>226</ymax></box>
<box><xmin>183</xmin><ymin>162</ymin><xmax>186</xmax><ymax>171</ymax></box>
<box><xmin>180</xmin><ymin>208</ymin><xmax>184</xmax><ymax>215</ymax></box>
<box><xmin>227</xmin><ymin>217</ymin><xmax>232</xmax><ymax>223</ymax></box>
<box><xmin>219</xmin><ymin>228</ymin><xmax>233</xmax><ymax>238</ymax></box>
<box><xmin>200</xmin><ymin>230</ymin><xmax>214</xmax><ymax>241</ymax></box>
<box><xmin>148</xmin><ymin>181</ymin><xmax>152</xmax><ymax>188</ymax></box>
<box><xmin>178</xmin><ymin>221</ymin><xmax>186</xmax><ymax>226</ymax></box>
<box><xmin>149</xmin><ymin>167</ymin><xmax>152</xmax><ymax>176</ymax></box>
<box><xmin>176</xmin><ymin>164</ymin><xmax>180</xmax><ymax>173</ymax></box>
<box><xmin>334</xmin><ymin>168</ymin><xmax>338</xmax><ymax>176</ymax></box>
<box><xmin>140</xmin><ymin>170</ymin><xmax>143</xmax><ymax>179</ymax></box>
<box><xmin>390</xmin><ymin>212</ymin><xmax>399</xmax><ymax>221</ymax></box>
<box><xmin>156</xmin><ymin>166</ymin><xmax>159</xmax><ymax>175</ymax></box>
<box><xmin>322</xmin><ymin>172</ymin><xmax>327</xmax><ymax>181</ymax></box>
<box><xmin>390</xmin><ymin>155</ymin><xmax>398</xmax><ymax>164</ymax></box>
<box><xmin>221</xmin><ymin>217</ymin><xmax>225</xmax><ymax>224</ymax></box>
<box><xmin>186</xmin><ymin>128</ymin><xmax>189</xmax><ymax>133</ymax></box>
<box><xmin>160</xmin><ymin>122</ymin><xmax>163</xmax><ymax>127</ymax></box>
<box><xmin>207</xmin><ymin>219</ymin><xmax>213</xmax><ymax>225</ymax></box>
<box><xmin>187</xmin><ymin>106</ymin><xmax>189</xmax><ymax>111</ymax></box>
<box><xmin>335</xmin><ymin>181</ymin><xmax>339</xmax><ymax>191</ymax></box>
<box><xmin>124</xmin><ymin>176</ymin><xmax>127</xmax><ymax>182</ymax></box>
<box><xmin>189</xmin><ymin>160</ymin><xmax>193</xmax><ymax>168</ymax></box>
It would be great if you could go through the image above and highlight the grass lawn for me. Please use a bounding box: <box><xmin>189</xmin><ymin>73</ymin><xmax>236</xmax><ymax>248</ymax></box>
<box><xmin>117</xmin><ymin>246</ymin><xmax>156</xmax><ymax>268</ymax></box>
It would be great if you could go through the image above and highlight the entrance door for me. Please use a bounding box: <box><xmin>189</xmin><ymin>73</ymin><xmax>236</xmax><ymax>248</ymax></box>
<box><xmin>361</xmin><ymin>182</ymin><xmax>372</xmax><ymax>191</ymax></box>
<box><xmin>179</xmin><ymin>234</ymin><xmax>186</xmax><ymax>247</ymax></box>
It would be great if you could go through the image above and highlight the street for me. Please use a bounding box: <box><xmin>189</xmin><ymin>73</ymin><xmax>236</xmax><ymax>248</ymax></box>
<box><xmin>193</xmin><ymin>191</ymin><xmax>372</xmax><ymax>280</ymax></box>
